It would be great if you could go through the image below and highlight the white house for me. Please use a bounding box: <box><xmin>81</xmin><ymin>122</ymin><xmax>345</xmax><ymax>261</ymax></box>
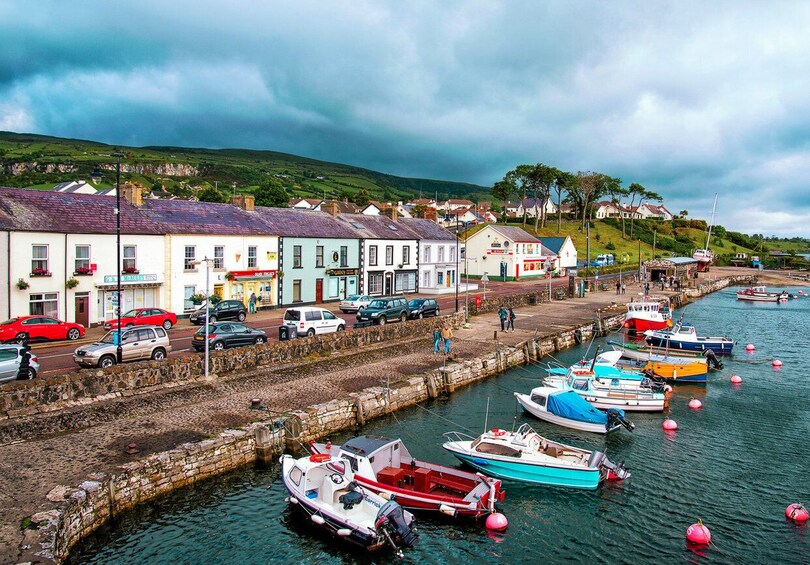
<box><xmin>593</xmin><ymin>201</ymin><xmax>625</xmax><ymax>219</ymax></box>
<box><xmin>402</xmin><ymin>218</ymin><xmax>460</xmax><ymax>295</ymax></box>
<box><xmin>463</xmin><ymin>225</ymin><xmax>557</xmax><ymax>281</ymax></box>
<box><xmin>538</xmin><ymin>236</ymin><xmax>578</xmax><ymax>274</ymax></box>
<box><xmin>289</xmin><ymin>198</ymin><xmax>323</xmax><ymax>211</ymax></box>
<box><xmin>636</xmin><ymin>203</ymin><xmax>673</xmax><ymax>220</ymax></box>
<box><xmin>51</xmin><ymin>180</ymin><xmax>98</xmax><ymax>195</ymax></box>
<box><xmin>361</xmin><ymin>202</ymin><xmax>383</xmax><ymax>215</ymax></box>
<box><xmin>440</xmin><ymin>198</ymin><xmax>476</xmax><ymax>211</ymax></box>
<box><xmin>519</xmin><ymin>198</ymin><xmax>557</xmax><ymax>218</ymax></box>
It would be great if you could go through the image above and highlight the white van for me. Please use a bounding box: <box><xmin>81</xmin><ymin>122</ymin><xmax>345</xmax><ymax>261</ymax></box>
<box><xmin>283</xmin><ymin>307</ymin><xmax>345</xmax><ymax>337</ymax></box>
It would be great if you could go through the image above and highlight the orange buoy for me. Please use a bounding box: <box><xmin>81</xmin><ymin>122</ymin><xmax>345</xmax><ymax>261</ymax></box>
<box><xmin>786</xmin><ymin>503</ymin><xmax>809</xmax><ymax>523</ymax></box>
<box><xmin>686</xmin><ymin>519</ymin><xmax>712</xmax><ymax>545</ymax></box>
<box><xmin>485</xmin><ymin>512</ymin><xmax>509</xmax><ymax>532</ymax></box>
<box><xmin>688</xmin><ymin>398</ymin><xmax>702</xmax><ymax>410</ymax></box>
<box><xmin>309</xmin><ymin>453</ymin><xmax>331</xmax><ymax>463</ymax></box>
<box><xmin>662</xmin><ymin>418</ymin><xmax>678</xmax><ymax>431</ymax></box>
<box><xmin>730</xmin><ymin>375</ymin><xmax>742</xmax><ymax>385</ymax></box>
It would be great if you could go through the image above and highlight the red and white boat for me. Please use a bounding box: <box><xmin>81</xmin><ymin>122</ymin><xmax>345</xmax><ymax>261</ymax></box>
<box><xmin>736</xmin><ymin>286</ymin><xmax>790</xmax><ymax>302</ymax></box>
<box><xmin>311</xmin><ymin>435</ymin><xmax>503</xmax><ymax>517</ymax></box>
<box><xmin>623</xmin><ymin>297</ymin><xmax>672</xmax><ymax>333</ymax></box>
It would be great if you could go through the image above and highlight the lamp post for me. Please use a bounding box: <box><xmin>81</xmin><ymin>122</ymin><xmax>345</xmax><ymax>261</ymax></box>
<box><xmin>464</xmin><ymin>256</ymin><xmax>477</xmax><ymax>323</ymax></box>
<box><xmin>194</xmin><ymin>257</ymin><xmax>214</xmax><ymax>380</ymax></box>
<box><xmin>455</xmin><ymin>215</ymin><xmax>459</xmax><ymax>313</ymax></box>
<box><xmin>114</xmin><ymin>152</ymin><xmax>123</xmax><ymax>363</ymax></box>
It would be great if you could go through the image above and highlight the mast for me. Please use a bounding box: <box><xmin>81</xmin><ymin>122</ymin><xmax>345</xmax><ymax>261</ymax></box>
<box><xmin>704</xmin><ymin>193</ymin><xmax>718</xmax><ymax>251</ymax></box>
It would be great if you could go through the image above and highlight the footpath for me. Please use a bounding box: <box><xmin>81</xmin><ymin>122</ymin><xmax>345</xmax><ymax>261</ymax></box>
<box><xmin>4</xmin><ymin>268</ymin><xmax>789</xmax><ymax>563</ymax></box>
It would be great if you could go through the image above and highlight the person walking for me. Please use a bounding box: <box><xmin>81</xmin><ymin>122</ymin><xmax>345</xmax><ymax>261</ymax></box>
<box><xmin>441</xmin><ymin>323</ymin><xmax>453</xmax><ymax>355</ymax></box>
<box><xmin>498</xmin><ymin>306</ymin><xmax>508</xmax><ymax>331</ymax></box>
<box><xmin>621</xmin><ymin>282</ymin><xmax>626</xmax><ymax>295</ymax></box>
<box><xmin>432</xmin><ymin>324</ymin><xmax>442</xmax><ymax>354</ymax></box>
<box><xmin>248</xmin><ymin>292</ymin><xmax>257</xmax><ymax>314</ymax></box>
<box><xmin>507</xmin><ymin>307</ymin><xmax>516</xmax><ymax>332</ymax></box>
<box><xmin>644</xmin><ymin>282</ymin><xmax>650</xmax><ymax>296</ymax></box>
<box><xmin>616</xmin><ymin>280</ymin><xmax>621</xmax><ymax>294</ymax></box>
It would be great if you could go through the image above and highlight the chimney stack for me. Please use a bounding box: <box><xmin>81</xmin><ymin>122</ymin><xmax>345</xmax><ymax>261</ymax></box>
<box><xmin>230</xmin><ymin>194</ymin><xmax>255</xmax><ymax>211</ymax></box>
<box><xmin>424</xmin><ymin>208</ymin><xmax>438</xmax><ymax>222</ymax></box>
<box><xmin>323</xmin><ymin>200</ymin><xmax>340</xmax><ymax>218</ymax></box>
<box><xmin>120</xmin><ymin>182</ymin><xmax>145</xmax><ymax>206</ymax></box>
<box><xmin>382</xmin><ymin>206</ymin><xmax>398</xmax><ymax>222</ymax></box>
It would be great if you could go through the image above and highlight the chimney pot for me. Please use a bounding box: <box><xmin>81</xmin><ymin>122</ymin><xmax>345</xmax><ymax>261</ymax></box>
<box><xmin>230</xmin><ymin>194</ymin><xmax>255</xmax><ymax>211</ymax></box>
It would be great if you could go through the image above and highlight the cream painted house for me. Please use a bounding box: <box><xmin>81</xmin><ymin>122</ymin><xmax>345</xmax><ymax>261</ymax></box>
<box><xmin>463</xmin><ymin>224</ymin><xmax>557</xmax><ymax>281</ymax></box>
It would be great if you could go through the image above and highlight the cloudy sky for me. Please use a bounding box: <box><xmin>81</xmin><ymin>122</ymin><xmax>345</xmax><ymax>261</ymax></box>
<box><xmin>2</xmin><ymin>1</ymin><xmax>810</xmax><ymax>236</ymax></box>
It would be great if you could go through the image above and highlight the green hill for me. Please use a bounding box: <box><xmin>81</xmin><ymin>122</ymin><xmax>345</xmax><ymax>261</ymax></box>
<box><xmin>0</xmin><ymin>131</ymin><xmax>489</xmax><ymax>202</ymax></box>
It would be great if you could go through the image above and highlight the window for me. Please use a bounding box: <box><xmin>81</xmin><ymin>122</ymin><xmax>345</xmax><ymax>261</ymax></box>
<box><xmin>437</xmin><ymin>271</ymin><xmax>444</xmax><ymax>285</ymax></box>
<box><xmin>293</xmin><ymin>245</ymin><xmax>302</xmax><ymax>268</ymax></box>
<box><xmin>74</xmin><ymin>245</ymin><xmax>90</xmax><ymax>273</ymax></box>
<box><xmin>450</xmin><ymin>246</ymin><xmax>456</xmax><ymax>262</ymax></box>
<box><xmin>369</xmin><ymin>245</ymin><xmax>378</xmax><ymax>266</ymax></box>
<box><xmin>423</xmin><ymin>245</ymin><xmax>431</xmax><ymax>263</ymax></box>
<box><xmin>123</xmin><ymin>245</ymin><xmax>137</xmax><ymax>271</ymax></box>
<box><xmin>368</xmin><ymin>273</ymin><xmax>383</xmax><ymax>295</ymax></box>
<box><xmin>293</xmin><ymin>279</ymin><xmax>302</xmax><ymax>302</ymax></box>
<box><xmin>183</xmin><ymin>246</ymin><xmax>195</xmax><ymax>270</ymax></box>
<box><xmin>213</xmin><ymin>246</ymin><xmax>224</xmax><ymax>269</ymax></box>
<box><xmin>340</xmin><ymin>246</ymin><xmax>348</xmax><ymax>267</ymax></box>
<box><xmin>32</xmin><ymin>245</ymin><xmax>48</xmax><ymax>273</ymax></box>
<box><xmin>248</xmin><ymin>246</ymin><xmax>257</xmax><ymax>268</ymax></box>
<box><xmin>423</xmin><ymin>271</ymin><xmax>430</xmax><ymax>287</ymax></box>
<box><xmin>29</xmin><ymin>292</ymin><xmax>58</xmax><ymax>317</ymax></box>
<box><xmin>386</xmin><ymin>246</ymin><xmax>394</xmax><ymax>265</ymax></box>
<box><xmin>395</xmin><ymin>272</ymin><xmax>416</xmax><ymax>293</ymax></box>
<box><xmin>402</xmin><ymin>246</ymin><xmax>410</xmax><ymax>266</ymax></box>
<box><xmin>305</xmin><ymin>310</ymin><xmax>322</xmax><ymax>321</ymax></box>
<box><xmin>183</xmin><ymin>286</ymin><xmax>196</xmax><ymax>311</ymax></box>
<box><xmin>438</xmin><ymin>246</ymin><xmax>445</xmax><ymax>262</ymax></box>
<box><xmin>316</xmin><ymin>246</ymin><xmax>324</xmax><ymax>268</ymax></box>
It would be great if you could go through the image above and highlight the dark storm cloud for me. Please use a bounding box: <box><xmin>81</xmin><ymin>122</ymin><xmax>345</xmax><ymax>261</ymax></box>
<box><xmin>2</xmin><ymin>0</ymin><xmax>810</xmax><ymax>235</ymax></box>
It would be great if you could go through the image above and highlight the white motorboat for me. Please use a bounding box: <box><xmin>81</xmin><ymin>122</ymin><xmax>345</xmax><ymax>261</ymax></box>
<box><xmin>545</xmin><ymin>371</ymin><xmax>670</xmax><ymax>412</ymax></box>
<box><xmin>736</xmin><ymin>286</ymin><xmax>790</xmax><ymax>302</ymax></box>
<box><xmin>514</xmin><ymin>387</ymin><xmax>635</xmax><ymax>434</ymax></box>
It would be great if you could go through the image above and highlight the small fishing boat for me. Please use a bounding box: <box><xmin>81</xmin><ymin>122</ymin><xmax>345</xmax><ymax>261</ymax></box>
<box><xmin>310</xmin><ymin>435</ymin><xmax>503</xmax><ymax>517</ymax></box>
<box><xmin>608</xmin><ymin>340</ymin><xmax>710</xmax><ymax>364</ymax></box>
<box><xmin>442</xmin><ymin>424</ymin><xmax>630</xmax><ymax>489</ymax></box>
<box><xmin>622</xmin><ymin>296</ymin><xmax>672</xmax><ymax>333</ymax></box>
<box><xmin>514</xmin><ymin>387</ymin><xmax>635</xmax><ymax>434</ymax></box>
<box><xmin>280</xmin><ymin>452</ymin><xmax>418</xmax><ymax>555</ymax></box>
<box><xmin>736</xmin><ymin>286</ymin><xmax>790</xmax><ymax>302</ymax></box>
<box><xmin>644</xmin><ymin>323</ymin><xmax>735</xmax><ymax>355</ymax></box>
<box><xmin>544</xmin><ymin>371</ymin><xmax>669</xmax><ymax>412</ymax></box>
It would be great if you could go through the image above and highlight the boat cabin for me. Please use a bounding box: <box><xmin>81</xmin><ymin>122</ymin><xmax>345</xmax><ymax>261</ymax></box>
<box><xmin>339</xmin><ymin>436</ymin><xmax>411</xmax><ymax>479</ymax></box>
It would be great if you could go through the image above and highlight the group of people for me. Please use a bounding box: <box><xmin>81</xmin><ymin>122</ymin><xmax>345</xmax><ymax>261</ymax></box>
<box><xmin>432</xmin><ymin>323</ymin><xmax>453</xmax><ymax>355</ymax></box>
<box><xmin>615</xmin><ymin>280</ymin><xmax>627</xmax><ymax>295</ymax></box>
<box><xmin>498</xmin><ymin>306</ymin><xmax>516</xmax><ymax>332</ymax></box>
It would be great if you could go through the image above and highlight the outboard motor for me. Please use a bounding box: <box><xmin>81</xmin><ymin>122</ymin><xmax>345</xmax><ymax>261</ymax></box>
<box><xmin>589</xmin><ymin>450</ymin><xmax>631</xmax><ymax>481</ymax></box>
<box><xmin>606</xmin><ymin>408</ymin><xmax>635</xmax><ymax>432</ymax></box>
<box><xmin>375</xmin><ymin>500</ymin><xmax>418</xmax><ymax>553</ymax></box>
<box><xmin>703</xmin><ymin>349</ymin><xmax>723</xmax><ymax>370</ymax></box>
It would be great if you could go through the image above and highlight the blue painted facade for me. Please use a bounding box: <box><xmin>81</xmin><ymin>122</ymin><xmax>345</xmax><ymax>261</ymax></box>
<box><xmin>278</xmin><ymin>236</ymin><xmax>361</xmax><ymax>305</ymax></box>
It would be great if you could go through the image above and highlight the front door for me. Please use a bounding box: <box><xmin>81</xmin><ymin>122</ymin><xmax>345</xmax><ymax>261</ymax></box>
<box><xmin>74</xmin><ymin>294</ymin><xmax>89</xmax><ymax>327</ymax></box>
<box><xmin>315</xmin><ymin>279</ymin><xmax>324</xmax><ymax>304</ymax></box>
<box><xmin>384</xmin><ymin>273</ymin><xmax>393</xmax><ymax>296</ymax></box>
<box><xmin>339</xmin><ymin>277</ymin><xmax>347</xmax><ymax>299</ymax></box>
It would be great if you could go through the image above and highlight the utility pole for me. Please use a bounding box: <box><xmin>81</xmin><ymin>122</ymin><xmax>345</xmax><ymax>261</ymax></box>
<box><xmin>114</xmin><ymin>152</ymin><xmax>123</xmax><ymax>364</ymax></box>
<box><xmin>455</xmin><ymin>215</ymin><xmax>459</xmax><ymax>313</ymax></box>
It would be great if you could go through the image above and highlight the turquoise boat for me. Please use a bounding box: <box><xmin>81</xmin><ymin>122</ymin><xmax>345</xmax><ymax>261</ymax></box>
<box><xmin>441</xmin><ymin>424</ymin><xmax>629</xmax><ymax>490</ymax></box>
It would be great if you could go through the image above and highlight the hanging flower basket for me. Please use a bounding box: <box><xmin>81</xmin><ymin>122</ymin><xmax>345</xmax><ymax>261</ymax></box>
<box><xmin>16</xmin><ymin>279</ymin><xmax>29</xmax><ymax>290</ymax></box>
<box><xmin>190</xmin><ymin>293</ymin><xmax>206</xmax><ymax>305</ymax></box>
<box><xmin>66</xmin><ymin>278</ymin><xmax>80</xmax><ymax>289</ymax></box>
<box><xmin>224</xmin><ymin>272</ymin><xmax>235</xmax><ymax>281</ymax></box>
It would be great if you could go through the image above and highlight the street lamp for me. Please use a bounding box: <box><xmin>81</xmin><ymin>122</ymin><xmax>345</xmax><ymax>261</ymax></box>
<box><xmin>464</xmin><ymin>256</ymin><xmax>478</xmax><ymax>323</ymax></box>
<box><xmin>455</xmin><ymin>215</ymin><xmax>459</xmax><ymax>313</ymax></box>
<box><xmin>114</xmin><ymin>152</ymin><xmax>123</xmax><ymax>363</ymax></box>
<box><xmin>193</xmin><ymin>257</ymin><xmax>215</xmax><ymax>380</ymax></box>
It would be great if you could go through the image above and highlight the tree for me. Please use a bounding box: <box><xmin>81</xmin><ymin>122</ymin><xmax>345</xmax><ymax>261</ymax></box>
<box><xmin>254</xmin><ymin>178</ymin><xmax>289</xmax><ymax>207</ymax></box>
<box><xmin>411</xmin><ymin>204</ymin><xmax>427</xmax><ymax>218</ymax></box>
<box><xmin>198</xmin><ymin>187</ymin><xmax>226</xmax><ymax>203</ymax></box>
<box><xmin>352</xmin><ymin>187</ymin><xmax>371</xmax><ymax>207</ymax></box>
<box><xmin>603</xmin><ymin>176</ymin><xmax>628</xmax><ymax>238</ymax></box>
<box><xmin>569</xmin><ymin>171</ymin><xmax>608</xmax><ymax>230</ymax></box>
<box><xmin>679</xmin><ymin>210</ymin><xmax>689</xmax><ymax>218</ymax></box>
<box><xmin>528</xmin><ymin>164</ymin><xmax>558</xmax><ymax>232</ymax></box>
<box><xmin>554</xmin><ymin>170</ymin><xmax>575</xmax><ymax>233</ymax></box>
<box><xmin>491</xmin><ymin>180</ymin><xmax>514</xmax><ymax>223</ymax></box>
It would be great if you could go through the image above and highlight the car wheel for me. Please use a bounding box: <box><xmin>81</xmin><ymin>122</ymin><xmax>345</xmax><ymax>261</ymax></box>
<box><xmin>400</xmin><ymin>312</ymin><xmax>407</xmax><ymax>323</ymax></box>
<box><xmin>162</xmin><ymin>320</ymin><xmax>173</xmax><ymax>330</ymax></box>
<box><xmin>67</xmin><ymin>328</ymin><xmax>81</xmax><ymax>340</ymax></box>
<box><xmin>307</xmin><ymin>328</ymin><xmax>316</xmax><ymax>337</ymax></box>
<box><xmin>254</xmin><ymin>336</ymin><xmax>266</xmax><ymax>345</ymax></box>
<box><xmin>435</xmin><ymin>308</ymin><xmax>440</xmax><ymax>316</ymax></box>
<box><xmin>337</xmin><ymin>325</ymin><xmax>345</xmax><ymax>332</ymax></box>
<box><xmin>99</xmin><ymin>355</ymin><xmax>116</xmax><ymax>369</ymax></box>
<box><xmin>26</xmin><ymin>368</ymin><xmax>36</xmax><ymax>380</ymax></box>
<box><xmin>212</xmin><ymin>341</ymin><xmax>225</xmax><ymax>351</ymax></box>
<box><xmin>15</xmin><ymin>332</ymin><xmax>27</xmax><ymax>342</ymax></box>
<box><xmin>237</xmin><ymin>312</ymin><xmax>246</xmax><ymax>322</ymax></box>
<box><xmin>418</xmin><ymin>312</ymin><xmax>424</xmax><ymax>319</ymax></box>
<box><xmin>209</xmin><ymin>316</ymin><xmax>217</xmax><ymax>324</ymax></box>
<box><xmin>378</xmin><ymin>316</ymin><xmax>387</xmax><ymax>326</ymax></box>
<box><xmin>151</xmin><ymin>348</ymin><xmax>166</xmax><ymax>361</ymax></box>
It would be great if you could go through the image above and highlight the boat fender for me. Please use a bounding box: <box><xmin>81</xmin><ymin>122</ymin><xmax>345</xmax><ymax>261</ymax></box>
<box><xmin>311</xmin><ymin>514</ymin><xmax>325</xmax><ymax>525</ymax></box>
<box><xmin>310</xmin><ymin>453</ymin><xmax>331</xmax><ymax>463</ymax></box>
<box><xmin>472</xmin><ymin>458</ymin><xmax>490</xmax><ymax>466</ymax></box>
<box><xmin>336</xmin><ymin>528</ymin><xmax>353</xmax><ymax>537</ymax></box>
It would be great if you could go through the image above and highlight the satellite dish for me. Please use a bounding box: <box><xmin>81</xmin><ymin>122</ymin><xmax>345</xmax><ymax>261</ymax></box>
<box><xmin>504</xmin><ymin>241</ymin><xmax>510</xmax><ymax>247</ymax></box>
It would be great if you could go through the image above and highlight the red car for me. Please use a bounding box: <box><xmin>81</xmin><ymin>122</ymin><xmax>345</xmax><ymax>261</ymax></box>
<box><xmin>0</xmin><ymin>316</ymin><xmax>85</xmax><ymax>342</ymax></box>
<box><xmin>104</xmin><ymin>308</ymin><xmax>177</xmax><ymax>331</ymax></box>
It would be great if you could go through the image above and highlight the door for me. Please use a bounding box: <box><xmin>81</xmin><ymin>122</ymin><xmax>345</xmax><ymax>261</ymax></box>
<box><xmin>315</xmin><ymin>279</ymin><xmax>324</xmax><ymax>304</ymax></box>
<box><xmin>75</xmin><ymin>295</ymin><xmax>89</xmax><ymax>327</ymax></box>
<box><xmin>339</xmin><ymin>277</ymin><xmax>347</xmax><ymax>299</ymax></box>
<box><xmin>322</xmin><ymin>311</ymin><xmax>339</xmax><ymax>332</ymax></box>
<box><xmin>384</xmin><ymin>274</ymin><xmax>392</xmax><ymax>296</ymax></box>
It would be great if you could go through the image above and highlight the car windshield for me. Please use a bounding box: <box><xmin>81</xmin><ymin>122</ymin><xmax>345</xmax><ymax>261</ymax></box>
<box><xmin>408</xmin><ymin>300</ymin><xmax>424</xmax><ymax>307</ymax></box>
<box><xmin>284</xmin><ymin>310</ymin><xmax>301</xmax><ymax>322</ymax></box>
<box><xmin>121</xmin><ymin>310</ymin><xmax>139</xmax><ymax>317</ymax></box>
<box><xmin>1</xmin><ymin>319</ymin><xmax>19</xmax><ymax>325</ymax></box>
<box><xmin>345</xmin><ymin>295</ymin><xmax>361</xmax><ymax>301</ymax></box>
<box><xmin>367</xmin><ymin>300</ymin><xmax>386</xmax><ymax>309</ymax></box>
<box><xmin>99</xmin><ymin>331</ymin><xmax>121</xmax><ymax>344</ymax></box>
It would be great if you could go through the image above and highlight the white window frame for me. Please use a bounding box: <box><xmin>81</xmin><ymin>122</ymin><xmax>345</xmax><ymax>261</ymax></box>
<box><xmin>184</xmin><ymin>246</ymin><xmax>196</xmax><ymax>270</ymax></box>
<box><xmin>385</xmin><ymin>245</ymin><xmax>394</xmax><ymax>266</ymax></box>
<box><xmin>402</xmin><ymin>246</ymin><xmax>410</xmax><ymax>266</ymax></box>
<box><xmin>74</xmin><ymin>244</ymin><xmax>90</xmax><ymax>272</ymax></box>
<box><xmin>32</xmin><ymin>244</ymin><xmax>49</xmax><ymax>273</ymax></box>
<box><xmin>213</xmin><ymin>246</ymin><xmax>225</xmax><ymax>269</ymax></box>
<box><xmin>369</xmin><ymin>245</ymin><xmax>378</xmax><ymax>266</ymax></box>
<box><xmin>248</xmin><ymin>245</ymin><xmax>258</xmax><ymax>268</ymax></box>
<box><xmin>423</xmin><ymin>245</ymin><xmax>431</xmax><ymax>263</ymax></box>
<box><xmin>123</xmin><ymin>245</ymin><xmax>137</xmax><ymax>271</ymax></box>
<box><xmin>368</xmin><ymin>272</ymin><xmax>383</xmax><ymax>295</ymax></box>
<box><xmin>438</xmin><ymin>246</ymin><xmax>445</xmax><ymax>263</ymax></box>
<box><xmin>29</xmin><ymin>292</ymin><xmax>59</xmax><ymax>317</ymax></box>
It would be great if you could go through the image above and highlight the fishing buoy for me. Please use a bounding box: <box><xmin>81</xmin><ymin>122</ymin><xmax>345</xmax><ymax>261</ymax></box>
<box><xmin>688</xmin><ymin>398</ymin><xmax>702</xmax><ymax>410</ymax></box>
<box><xmin>730</xmin><ymin>375</ymin><xmax>742</xmax><ymax>385</ymax></box>
<box><xmin>745</xmin><ymin>343</ymin><xmax>755</xmax><ymax>351</ymax></box>
<box><xmin>485</xmin><ymin>512</ymin><xmax>509</xmax><ymax>532</ymax></box>
<box><xmin>686</xmin><ymin>519</ymin><xmax>712</xmax><ymax>545</ymax></box>
<box><xmin>786</xmin><ymin>503</ymin><xmax>810</xmax><ymax>523</ymax></box>
<box><xmin>662</xmin><ymin>418</ymin><xmax>678</xmax><ymax>431</ymax></box>
<box><xmin>772</xmin><ymin>359</ymin><xmax>783</xmax><ymax>367</ymax></box>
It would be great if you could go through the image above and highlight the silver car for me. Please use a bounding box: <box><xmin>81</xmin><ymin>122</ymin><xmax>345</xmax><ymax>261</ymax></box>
<box><xmin>0</xmin><ymin>345</ymin><xmax>40</xmax><ymax>383</ymax></box>
<box><xmin>74</xmin><ymin>325</ymin><xmax>171</xmax><ymax>369</ymax></box>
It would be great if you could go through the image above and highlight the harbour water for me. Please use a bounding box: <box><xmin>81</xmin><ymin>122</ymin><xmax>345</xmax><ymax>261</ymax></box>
<box><xmin>70</xmin><ymin>288</ymin><xmax>810</xmax><ymax>564</ymax></box>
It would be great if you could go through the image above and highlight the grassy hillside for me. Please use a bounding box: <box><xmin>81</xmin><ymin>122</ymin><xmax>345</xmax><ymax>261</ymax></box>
<box><xmin>0</xmin><ymin>131</ymin><xmax>489</xmax><ymax>202</ymax></box>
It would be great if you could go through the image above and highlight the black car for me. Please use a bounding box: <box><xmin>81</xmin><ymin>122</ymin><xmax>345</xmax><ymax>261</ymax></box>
<box><xmin>189</xmin><ymin>299</ymin><xmax>247</xmax><ymax>325</ymax></box>
<box><xmin>356</xmin><ymin>296</ymin><xmax>409</xmax><ymax>325</ymax></box>
<box><xmin>407</xmin><ymin>298</ymin><xmax>440</xmax><ymax>319</ymax></box>
<box><xmin>192</xmin><ymin>322</ymin><xmax>267</xmax><ymax>351</ymax></box>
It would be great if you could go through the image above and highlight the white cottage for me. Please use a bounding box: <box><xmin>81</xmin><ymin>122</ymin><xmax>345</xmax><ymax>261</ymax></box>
<box><xmin>463</xmin><ymin>225</ymin><xmax>557</xmax><ymax>281</ymax></box>
<box><xmin>401</xmin><ymin>217</ymin><xmax>458</xmax><ymax>294</ymax></box>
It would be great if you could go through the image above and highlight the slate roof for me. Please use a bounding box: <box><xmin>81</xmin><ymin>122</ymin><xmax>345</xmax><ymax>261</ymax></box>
<box><xmin>254</xmin><ymin>206</ymin><xmax>359</xmax><ymax>238</ymax></box>
<box><xmin>0</xmin><ymin>187</ymin><xmax>163</xmax><ymax>234</ymax></box>
<box><xmin>400</xmin><ymin>217</ymin><xmax>456</xmax><ymax>241</ymax></box>
<box><xmin>139</xmin><ymin>198</ymin><xmax>268</xmax><ymax>235</ymax></box>
<box><xmin>335</xmin><ymin>213</ymin><xmax>420</xmax><ymax>240</ymax></box>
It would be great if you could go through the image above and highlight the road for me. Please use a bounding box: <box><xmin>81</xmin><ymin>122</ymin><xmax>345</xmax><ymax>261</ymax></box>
<box><xmin>28</xmin><ymin>276</ymin><xmax>577</xmax><ymax>375</ymax></box>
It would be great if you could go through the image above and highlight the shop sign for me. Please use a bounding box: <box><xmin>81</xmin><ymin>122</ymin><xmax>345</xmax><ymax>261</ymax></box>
<box><xmin>229</xmin><ymin>270</ymin><xmax>276</xmax><ymax>279</ymax></box>
<box><xmin>327</xmin><ymin>268</ymin><xmax>359</xmax><ymax>276</ymax></box>
<box><xmin>104</xmin><ymin>273</ymin><xmax>158</xmax><ymax>283</ymax></box>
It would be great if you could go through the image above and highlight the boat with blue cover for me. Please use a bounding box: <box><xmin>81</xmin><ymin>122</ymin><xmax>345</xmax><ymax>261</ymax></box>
<box><xmin>644</xmin><ymin>323</ymin><xmax>735</xmax><ymax>354</ymax></box>
<box><xmin>442</xmin><ymin>424</ymin><xmax>630</xmax><ymax>489</ymax></box>
<box><xmin>514</xmin><ymin>387</ymin><xmax>635</xmax><ymax>434</ymax></box>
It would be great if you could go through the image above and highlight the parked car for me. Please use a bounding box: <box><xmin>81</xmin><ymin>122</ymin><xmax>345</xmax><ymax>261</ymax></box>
<box><xmin>73</xmin><ymin>325</ymin><xmax>171</xmax><ymax>369</ymax></box>
<box><xmin>192</xmin><ymin>322</ymin><xmax>267</xmax><ymax>351</ymax></box>
<box><xmin>189</xmin><ymin>300</ymin><xmax>247</xmax><ymax>325</ymax></box>
<box><xmin>104</xmin><ymin>308</ymin><xmax>178</xmax><ymax>331</ymax></box>
<box><xmin>356</xmin><ymin>297</ymin><xmax>409</xmax><ymax>325</ymax></box>
<box><xmin>0</xmin><ymin>345</ymin><xmax>40</xmax><ymax>382</ymax></box>
<box><xmin>407</xmin><ymin>298</ymin><xmax>440</xmax><ymax>319</ymax></box>
<box><xmin>283</xmin><ymin>307</ymin><xmax>346</xmax><ymax>337</ymax></box>
<box><xmin>0</xmin><ymin>316</ymin><xmax>85</xmax><ymax>343</ymax></box>
<box><xmin>338</xmin><ymin>294</ymin><xmax>372</xmax><ymax>313</ymax></box>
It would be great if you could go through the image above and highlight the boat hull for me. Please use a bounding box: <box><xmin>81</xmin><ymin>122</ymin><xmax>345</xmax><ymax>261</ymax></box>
<box><xmin>645</xmin><ymin>335</ymin><xmax>734</xmax><ymax>354</ymax></box>
<box><xmin>579</xmin><ymin>392</ymin><xmax>665</xmax><ymax>412</ymax></box>
<box><xmin>645</xmin><ymin>361</ymin><xmax>708</xmax><ymax>383</ymax></box>
<box><xmin>514</xmin><ymin>392</ymin><xmax>616</xmax><ymax>434</ymax></box>
<box><xmin>444</xmin><ymin>447</ymin><xmax>600</xmax><ymax>490</ymax></box>
<box><xmin>623</xmin><ymin>318</ymin><xmax>670</xmax><ymax>332</ymax></box>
